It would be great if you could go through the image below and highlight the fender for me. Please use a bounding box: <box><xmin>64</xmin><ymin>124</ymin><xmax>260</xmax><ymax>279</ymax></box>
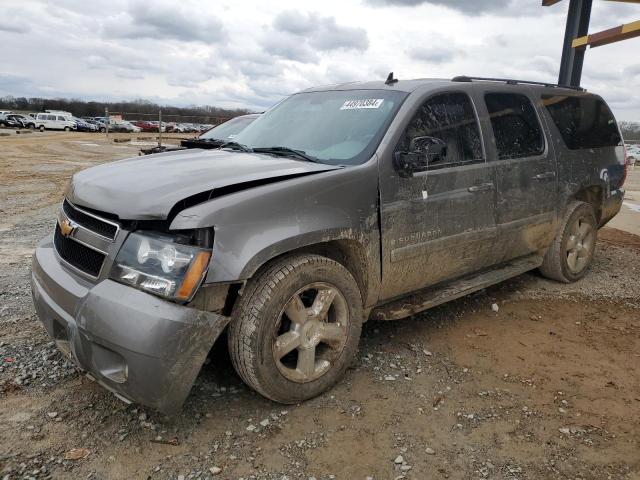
<box><xmin>169</xmin><ymin>160</ymin><xmax>381</xmax><ymax>303</ymax></box>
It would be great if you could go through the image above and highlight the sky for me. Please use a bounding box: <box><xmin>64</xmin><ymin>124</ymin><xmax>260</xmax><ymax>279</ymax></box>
<box><xmin>0</xmin><ymin>0</ymin><xmax>639</xmax><ymax>120</ymax></box>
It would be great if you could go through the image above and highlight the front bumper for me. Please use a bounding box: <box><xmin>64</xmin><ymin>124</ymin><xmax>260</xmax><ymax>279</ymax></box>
<box><xmin>31</xmin><ymin>236</ymin><xmax>230</xmax><ymax>414</ymax></box>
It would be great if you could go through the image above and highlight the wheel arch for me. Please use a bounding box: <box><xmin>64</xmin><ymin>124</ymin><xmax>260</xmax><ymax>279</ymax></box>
<box><xmin>571</xmin><ymin>185</ymin><xmax>604</xmax><ymax>223</ymax></box>
<box><xmin>238</xmin><ymin>236</ymin><xmax>375</xmax><ymax>309</ymax></box>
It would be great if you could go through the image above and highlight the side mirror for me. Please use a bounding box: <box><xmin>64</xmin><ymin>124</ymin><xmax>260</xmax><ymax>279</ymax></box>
<box><xmin>394</xmin><ymin>136</ymin><xmax>448</xmax><ymax>177</ymax></box>
<box><xmin>394</xmin><ymin>151</ymin><xmax>426</xmax><ymax>177</ymax></box>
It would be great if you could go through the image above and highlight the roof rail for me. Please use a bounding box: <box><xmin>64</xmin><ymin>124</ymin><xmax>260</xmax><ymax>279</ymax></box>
<box><xmin>451</xmin><ymin>75</ymin><xmax>585</xmax><ymax>91</ymax></box>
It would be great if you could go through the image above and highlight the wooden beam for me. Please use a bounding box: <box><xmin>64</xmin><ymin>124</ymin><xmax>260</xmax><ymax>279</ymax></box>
<box><xmin>572</xmin><ymin>19</ymin><xmax>640</xmax><ymax>48</ymax></box>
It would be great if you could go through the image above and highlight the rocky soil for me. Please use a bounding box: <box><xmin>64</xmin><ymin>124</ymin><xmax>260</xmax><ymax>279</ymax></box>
<box><xmin>1</xmin><ymin>132</ymin><xmax>639</xmax><ymax>479</ymax></box>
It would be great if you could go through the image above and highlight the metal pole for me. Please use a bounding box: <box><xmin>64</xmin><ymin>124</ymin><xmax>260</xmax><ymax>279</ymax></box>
<box><xmin>158</xmin><ymin>108</ymin><xmax>162</xmax><ymax>148</ymax></box>
<box><xmin>558</xmin><ymin>0</ymin><xmax>592</xmax><ymax>86</ymax></box>
<box><xmin>105</xmin><ymin>107</ymin><xmax>109</xmax><ymax>139</ymax></box>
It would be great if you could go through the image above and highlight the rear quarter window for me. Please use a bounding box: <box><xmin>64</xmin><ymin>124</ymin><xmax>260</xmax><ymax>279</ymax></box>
<box><xmin>542</xmin><ymin>94</ymin><xmax>621</xmax><ymax>149</ymax></box>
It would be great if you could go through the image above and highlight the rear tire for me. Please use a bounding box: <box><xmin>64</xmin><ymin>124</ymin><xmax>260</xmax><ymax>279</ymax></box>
<box><xmin>539</xmin><ymin>201</ymin><xmax>597</xmax><ymax>283</ymax></box>
<box><xmin>228</xmin><ymin>254</ymin><xmax>363</xmax><ymax>403</ymax></box>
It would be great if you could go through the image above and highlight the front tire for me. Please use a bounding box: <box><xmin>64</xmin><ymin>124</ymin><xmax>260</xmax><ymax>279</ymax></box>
<box><xmin>64</xmin><ymin>126</ymin><xmax>70</xmax><ymax>132</ymax></box>
<box><xmin>38</xmin><ymin>125</ymin><xmax>45</xmax><ymax>132</ymax></box>
<box><xmin>228</xmin><ymin>254</ymin><xmax>363</xmax><ymax>403</ymax></box>
<box><xmin>539</xmin><ymin>201</ymin><xmax>597</xmax><ymax>283</ymax></box>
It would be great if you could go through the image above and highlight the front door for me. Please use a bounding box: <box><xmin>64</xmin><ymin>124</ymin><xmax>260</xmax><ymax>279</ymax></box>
<box><xmin>379</xmin><ymin>91</ymin><xmax>498</xmax><ymax>301</ymax></box>
<box><xmin>480</xmin><ymin>90</ymin><xmax>558</xmax><ymax>262</ymax></box>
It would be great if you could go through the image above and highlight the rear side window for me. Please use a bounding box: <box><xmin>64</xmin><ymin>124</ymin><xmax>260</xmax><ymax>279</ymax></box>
<box><xmin>485</xmin><ymin>93</ymin><xmax>544</xmax><ymax>159</ymax></box>
<box><xmin>398</xmin><ymin>92</ymin><xmax>483</xmax><ymax>168</ymax></box>
<box><xmin>542</xmin><ymin>94</ymin><xmax>621</xmax><ymax>149</ymax></box>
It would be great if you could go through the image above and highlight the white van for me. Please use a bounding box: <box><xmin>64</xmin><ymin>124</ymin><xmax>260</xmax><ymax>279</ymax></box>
<box><xmin>45</xmin><ymin>110</ymin><xmax>73</xmax><ymax>117</ymax></box>
<box><xmin>34</xmin><ymin>113</ymin><xmax>77</xmax><ymax>132</ymax></box>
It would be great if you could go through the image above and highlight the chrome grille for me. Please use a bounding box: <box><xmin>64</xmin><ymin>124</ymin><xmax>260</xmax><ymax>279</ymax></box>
<box><xmin>62</xmin><ymin>200</ymin><xmax>118</xmax><ymax>240</ymax></box>
<box><xmin>54</xmin><ymin>224</ymin><xmax>106</xmax><ymax>277</ymax></box>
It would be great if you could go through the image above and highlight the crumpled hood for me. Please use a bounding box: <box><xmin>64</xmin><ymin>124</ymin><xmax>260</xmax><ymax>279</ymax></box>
<box><xmin>67</xmin><ymin>149</ymin><xmax>341</xmax><ymax>220</ymax></box>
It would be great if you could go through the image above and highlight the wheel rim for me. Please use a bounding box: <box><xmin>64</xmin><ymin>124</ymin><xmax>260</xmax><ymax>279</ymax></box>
<box><xmin>565</xmin><ymin>215</ymin><xmax>595</xmax><ymax>274</ymax></box>
<box><xmin>273</xmin><ymin>282</ymin><xmax>349</xmax><ymax>383</ymax></box>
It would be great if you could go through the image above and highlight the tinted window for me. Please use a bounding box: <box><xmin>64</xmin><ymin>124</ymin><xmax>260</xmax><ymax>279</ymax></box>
<box><xmin>398</xmin><ymin>92</ymin><xmax>483</xmax><ymax>168</ymax></box>
<box><xmin>57</xmin><ymin>116</ymin><xmax>66</xmax><ymax>121</ymax></box>
<box><xmin>542</xmin><ymin>94</ymin><xmax>621</xmax><ymax>149</ymax></box>
<box><xmin>485</xmin><ymin>93</ymin><xmax>544</xmax><ymax>159</ymax></box>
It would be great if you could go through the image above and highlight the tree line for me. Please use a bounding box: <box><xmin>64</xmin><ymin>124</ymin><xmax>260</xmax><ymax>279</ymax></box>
<box><xmin>0</xmin><ymin>96</ymin><xmax>253</xmax><ymax>124</ymax></box>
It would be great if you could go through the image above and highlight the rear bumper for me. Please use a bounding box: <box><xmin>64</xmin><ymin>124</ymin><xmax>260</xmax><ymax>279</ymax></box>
<box><xmin>600</xmin><ymin>187</ymin><xmax>625</xmax><ymax>227</ymax></box>
<box><xmin>31</xmin><ymin>237</ymin><xmax>230</xmax><ymax>414</ymax></box>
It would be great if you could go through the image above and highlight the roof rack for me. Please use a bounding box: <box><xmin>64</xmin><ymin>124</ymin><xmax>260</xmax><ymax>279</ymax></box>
<box><xmin>451</xmin><ymin>75</ymin><xmax>585</xmax><ymax>91</ymax></box>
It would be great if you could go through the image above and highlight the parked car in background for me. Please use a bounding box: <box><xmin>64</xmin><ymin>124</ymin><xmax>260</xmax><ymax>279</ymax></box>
<box><xmin>34</xmin><ymin>113</ymin><xmax>77</xmax><ymax>131</ymax></box>
<box><xmin>0</xmin><ymin>114</ymin><xmax>23</xmax><ymax>128</ymax></box>
<box><xmin>45</xmin><ymin>110</ymin><xmax>73</xmax><ymax>118</ymax></box>
<box><xmin>6</xmin><ymin>113</ymin><xmax>37</xmax><ymax>129</ymax></box>
<box><xmin>182</xmin><ymin>114</ymin><xmax>260</xmax><ymax>148</ymax></box>
<box><xmin>84</xmin><ymin>118</ymin><xmax>107</xmax><ymax>133</ymax></box>
<box><xmin>73</xmin><ymin>117</ymin><xmax>98</xmax><ymax>132</ymax></box>
<box><xmin>110</xmin><ymin>121</ymin><xmax>142</xmax><ymax>133</ymax></box>
<box><xmin>626</xmin><ymin>144</ymin><xmax>639</xmax><ymax>166</ymax></box>
<box><xmin>139</xmin><ymin>114</ymin><xmax>259</xmax><ymax>154</ymax></box>
<box><xmin>132</xmin><ymin>120</ymin><xmax>161</xmax><ymax>132</ymax></box>
<box><xmin>172</xmin><ymin>123</ymin><xmax>191</xmax><ymax>133</ymax></box>
<box><xmin>82</xmin><ymin>117</ymin><xmax>107</xmax><ymax>133</ymax></box>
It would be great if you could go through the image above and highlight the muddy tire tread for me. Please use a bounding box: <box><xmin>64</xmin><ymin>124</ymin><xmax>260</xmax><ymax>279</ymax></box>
<box><xmin>539</xmin><ymin>201</ymin><xmax>596</xmax><ymax>283</ymax></box>
<box><xmin>228</xmin><ymin>254</ymin><xmax>361</xmax><ymax>403</ymax></box>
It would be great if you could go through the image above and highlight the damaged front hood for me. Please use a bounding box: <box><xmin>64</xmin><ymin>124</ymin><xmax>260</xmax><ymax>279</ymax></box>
<box><xmin>67</xmin><ymin>149</ymin><xmax>341</xmax><ymax>220</ymax></box>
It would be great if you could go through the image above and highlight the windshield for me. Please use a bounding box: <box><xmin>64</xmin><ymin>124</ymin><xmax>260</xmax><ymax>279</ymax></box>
<box><xmin>200</xmin><ymin>116</ymin><xmax>257</xmax><ymax>140</ymax></box>
<box><xmin>233</xmin><ymin>90</ymin><xmax>406</xmax><ymax>165</ymax></box>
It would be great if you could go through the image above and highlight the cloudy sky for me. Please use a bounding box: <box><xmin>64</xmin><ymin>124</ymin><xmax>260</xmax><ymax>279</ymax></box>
<box><xmin>0</xmin><ymin>0</ymin><xmax>639</xmax><ymax>119</ymax></box>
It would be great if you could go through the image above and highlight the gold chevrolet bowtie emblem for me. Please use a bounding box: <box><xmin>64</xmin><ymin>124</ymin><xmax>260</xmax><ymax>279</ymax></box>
<box><xmin>60</xmin><ymin>219</ymin><xmax>76</xmax><ymax>237</ymax></box>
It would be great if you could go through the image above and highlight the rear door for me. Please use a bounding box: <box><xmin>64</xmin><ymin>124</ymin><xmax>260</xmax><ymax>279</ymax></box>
<box><xmin>480</xmin><ymin>90</ymin><xmax>558</xmax><ymax>262</ymax></box>
<box><xmin>379</xmin><ymin>90</ymin><xmax>498</xmax><ymax>301</ymax></box>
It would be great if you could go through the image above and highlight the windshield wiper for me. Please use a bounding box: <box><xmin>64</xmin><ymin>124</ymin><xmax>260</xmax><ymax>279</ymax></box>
<box><xmin>252</xmin><ymin>146</ymin><xmax>321</xmax><ymax>163</ymax></box>
<box><xmin>220</xmin><ymin>141</ymin><xmax>253</xmax><ymax>152</ymax></box>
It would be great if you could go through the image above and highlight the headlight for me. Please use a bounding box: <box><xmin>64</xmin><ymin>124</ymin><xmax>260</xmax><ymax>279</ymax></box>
<box><xmin>110</xmin><ymin>232</ymin><xmax>211</xmax><ymax>302</ymax></box>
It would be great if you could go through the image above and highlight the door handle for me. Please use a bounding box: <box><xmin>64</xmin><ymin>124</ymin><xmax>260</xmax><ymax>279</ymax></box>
<box><xmin>468</xmin><ymin>183</ymin><xmax>494</xmax><ymax>193</ymax></box>
<box><xmin>533</xmin><ymin>172</ymin><xmax>556</xmax><ymax>180</ymax></box>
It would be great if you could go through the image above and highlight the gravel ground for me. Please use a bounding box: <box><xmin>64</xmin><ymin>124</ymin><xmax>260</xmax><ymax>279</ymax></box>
<box><xmin>0</xmin><ymin>133</ymin><xmax>639</xmax><ymax>479</ymax></box>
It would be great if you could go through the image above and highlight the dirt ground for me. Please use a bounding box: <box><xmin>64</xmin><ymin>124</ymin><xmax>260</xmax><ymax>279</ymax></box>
<box><xmin>1</xmin><ymin>131</ymin><xmax>639</xmax><ymax>480</ymax></box>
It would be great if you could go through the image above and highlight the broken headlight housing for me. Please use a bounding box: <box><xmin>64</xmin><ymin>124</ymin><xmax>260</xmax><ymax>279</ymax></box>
<box><xmin>110</xmin><ymin>232</ymin><xmax>211</xmax><ymax>302</ymax></box>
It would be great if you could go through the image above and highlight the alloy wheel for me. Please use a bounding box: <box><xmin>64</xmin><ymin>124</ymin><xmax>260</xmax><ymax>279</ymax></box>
<box><xmin>565</xmin><ymin>215</ymin><xmax>595</xmax><ymax>274</ymax></box>
<box><xmin>273</xmin><ymin>282</ymin><xmax>349</xmax><ymax>383</ymax></box>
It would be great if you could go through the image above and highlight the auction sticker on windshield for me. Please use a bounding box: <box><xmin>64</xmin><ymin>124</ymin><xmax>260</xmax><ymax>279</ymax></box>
<box><xmin>340</xmin><ymin>99</ymin><xmax>384</xmax><ymax>110</ymax></box>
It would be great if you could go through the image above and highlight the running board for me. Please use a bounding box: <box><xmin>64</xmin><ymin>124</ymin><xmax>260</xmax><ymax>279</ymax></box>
<box><xmin>370</xmin><ymin>255</ymin><xmax>543</xmax><ymax>321</ymax></box>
